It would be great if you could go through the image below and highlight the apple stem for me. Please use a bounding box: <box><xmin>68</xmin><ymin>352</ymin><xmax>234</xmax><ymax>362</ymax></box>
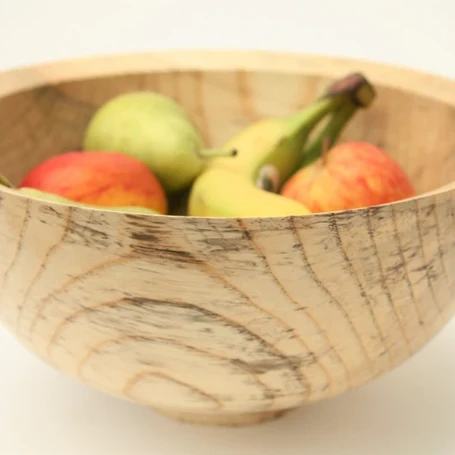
<box><xmin>196</xmin><ymin>148</ymin><xmax>238</xmax><ymax>159</ymax></box>
<box><xmin>321</xmin><ymin>136</ymin><xmax>331</xmax><ymax>165</ymax></box>
<box><xmin>299</xmin><ymin>101</ymin><xmax>359</xmax><ymax>168</ymax></box>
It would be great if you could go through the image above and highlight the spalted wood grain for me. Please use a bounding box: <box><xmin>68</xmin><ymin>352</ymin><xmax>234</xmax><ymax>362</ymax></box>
<box><xmin>1</xmin><ymin>51</ymin><xmax>455</xmax><ymax>426</ymax></box>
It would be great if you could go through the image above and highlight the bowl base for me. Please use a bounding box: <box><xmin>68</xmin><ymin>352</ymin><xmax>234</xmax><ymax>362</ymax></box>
<box><xmin>152</xmin><ymin>407</ymin><xmax>292</xmax><ymax>426</ymax></box>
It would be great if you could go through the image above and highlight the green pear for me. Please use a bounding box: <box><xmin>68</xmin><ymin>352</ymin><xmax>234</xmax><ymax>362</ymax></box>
<box><xmin>18</xmin><ymin>187</ymin><xmax>159</xmax><ymax>215</ymax></box>
<box><xmin>82</xmin><ymin>91</ymin><xmax>206</xmax><ymax>193</ymax></box>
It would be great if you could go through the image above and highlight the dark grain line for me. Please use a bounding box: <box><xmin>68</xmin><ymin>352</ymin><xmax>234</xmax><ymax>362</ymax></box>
<box><xmin>195</xmin><ymin>218</ymin><xmax>315</xmax><ymax>395</ymax></box>
<box><xmin>0</xmin><ymin>198</ymin><xmax>31</xmax><ymax>301</ymax></box>
<box><xmin>203</xmin><ymin>262</ymin><xmax>313</xmax><ymax>366</ymax></box>
<box><xmin>414</xmin><ymin>200</ymin><xmax>444</xmax><ymax>317</ymax></box>
<box><xmin>236</xmin><ymin>218</ymin><xmax>333</xmax><ymax>396</ymax></box>
<box><xmin>15</xmin><ymin>207</ymin><xmax>73</xmax><ymax>334</ymax></box>
<box><xmin>67</xmin><ymin>334</ymin><xmax>275</xmax><ymax>408</ymax></box>
<box><xmin>449</xmin><ymin>191</ymin><xmax>455</xmax><ymax>295</ymax></box>
<box><xmin>175</xmin><ymin>221</ymin><xmax>314</xmax><ymax>397</ymax></box>
<box><xmin>123</xmin><ymin>371</ymin><xmax>223</xmax><ymax>408</ymax></box>
<box><xmin>365</xmin><ymin>209</ymin><xmax>413</xmax><ymax>359</ymax></box>
<box><xmin>26</xmin><ymin>256</ymin><xmax>133</xmax><ymax>341</ymax></box>
<box><xmin>432</xmin><ymin>195</ymin><xmax>452</xmax><ymax>292</ymax></box>
<box><xmin>45</xmin><ymin>295</ymin><xmax>307</xmax><ymax>398</ymax></box>
<box><xmin>391</xmin><ymin>205</ymin><xmax>428</xmax><ymax>336</ymax></box>
<box><xmin>290</xmin><ymin>217</ymin><xmax>353</xmax><ymax>389</ymax></box>
<box><xmin>328</xmin><ymin>213</ymin><xmax>382</xmax><ymax>374</ymax></box>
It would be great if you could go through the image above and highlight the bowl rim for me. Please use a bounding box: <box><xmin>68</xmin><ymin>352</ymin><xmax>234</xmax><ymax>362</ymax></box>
<box><xmin>0</xmin><ymin>48</ymin><xmax>454</xmax><ymax>220</ymax></box>
<box><xmin>1</xmin><ymin>48</ymin><xmax>455</xmax><ymax>100</ymax></box>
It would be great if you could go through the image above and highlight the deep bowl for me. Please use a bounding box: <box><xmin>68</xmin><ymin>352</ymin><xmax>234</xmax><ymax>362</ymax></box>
<box><xmin>1</xmin><ymin>50</ymin><xmax>455</xmax><ymax>426</ymax></box>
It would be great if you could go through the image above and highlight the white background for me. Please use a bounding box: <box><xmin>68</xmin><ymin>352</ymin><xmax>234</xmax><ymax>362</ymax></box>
<box><xmin>1</xmin><ymin>1</ymin><xmax>455</xmax><ymax>454</ymax></box>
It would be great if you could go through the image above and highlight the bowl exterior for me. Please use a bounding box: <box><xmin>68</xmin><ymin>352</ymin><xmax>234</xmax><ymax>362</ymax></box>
<box><xmin>1</xmin><ymin>186</ymin><xmax>455</xmax><ymax>422</ymax></box>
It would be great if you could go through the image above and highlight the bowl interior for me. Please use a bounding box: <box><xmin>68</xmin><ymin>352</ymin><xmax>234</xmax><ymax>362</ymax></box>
<box><xmin>1</xmin><ymin>62</ymin><xmax>455</xmax><ymax>207</ymax></box>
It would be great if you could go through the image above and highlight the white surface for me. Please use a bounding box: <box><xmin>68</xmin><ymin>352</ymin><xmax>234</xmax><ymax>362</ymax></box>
<box><xmin>1</xmin><ymin>1</ymin><xmax>455</xmax><ymax>454</ymax></box>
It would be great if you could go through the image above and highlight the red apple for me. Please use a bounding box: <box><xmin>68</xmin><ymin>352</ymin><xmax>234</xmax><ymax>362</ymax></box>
<box><xmin>280</xmin><ymin>141</ymin><xmax>416</xmax><ymax>213</ymax></box>
<box><xmin>19</xmin><ymin>151</ymin><xmax>168</xmax><ymax>214</ymax></box>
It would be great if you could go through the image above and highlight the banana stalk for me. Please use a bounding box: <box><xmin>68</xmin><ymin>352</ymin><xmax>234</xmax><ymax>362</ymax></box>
<box><xmin>299</xmin><ymin>103</ymin><xmax>359</xmax><ymax>168</ymax></box>
<box><xmin>300</xmin><ymin>73</ymin><xmax>376</xmax><ymax>168</ymax></box>
<box><xmin>188</xmin><ymin>72</ymin><xmax>376</xmax><ymax>217</ymax></box>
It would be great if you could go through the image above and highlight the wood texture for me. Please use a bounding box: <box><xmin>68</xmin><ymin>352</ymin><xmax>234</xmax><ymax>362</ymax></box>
<box><xmin>1</xmin><ymin>50</ymin><xmax>455</xmax><ymax>426</ymax></box>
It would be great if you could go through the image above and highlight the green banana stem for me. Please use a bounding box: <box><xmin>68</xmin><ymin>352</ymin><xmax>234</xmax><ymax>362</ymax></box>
<box><xmin>0</xmin><ymin>172</ymin><xmax>14</xmax><ymax>188</ymax></box>
<box><xmin>300</xmin><ymin>102</ymin><xmax>358</xmax><ymax>168</ymax></box>
<box><xmin>253</xmin><ymin>96</ymin><xmax>342</xmax><ymax>188</ymax></box>
<box><xmin>297</xmin><ymin>74</ymin><xmax>376</xmax><ymax>168</ymax></box>
<box><xmin>254</xmin><ymin>72</ymin><xmax>376</xmax><ymax>189</ymax></box>
<box><xmin>283</xmin><ymin>93</ymin><xmax>347</xmax><ymax>135</ymax></box>
<box><xmin>254</xmin><ymin>78</ymin><xmax>369</xmax><ymax>189</ymax></box>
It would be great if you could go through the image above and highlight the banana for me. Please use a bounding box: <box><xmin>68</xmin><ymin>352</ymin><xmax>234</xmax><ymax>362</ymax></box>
<box><xmin>16</xmin><ymin>187</ymin><xmax>161</xmax><ymax>215</ymax></box>
<box><xmin>189</xmin><ymin>166</ymin><xmax>311</xmax><ymax>217</ymax></box>
<box><xmin>188</xmin><ymin>72</ymin><xmax>376</xmax><ymax>217</ymax></box>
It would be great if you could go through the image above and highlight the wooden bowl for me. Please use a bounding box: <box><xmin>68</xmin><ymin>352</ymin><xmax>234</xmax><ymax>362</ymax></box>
<box><xmin>1</xmin><ymin>50</ymin><xmax>455</xmax><ymax>427</ymax></box>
